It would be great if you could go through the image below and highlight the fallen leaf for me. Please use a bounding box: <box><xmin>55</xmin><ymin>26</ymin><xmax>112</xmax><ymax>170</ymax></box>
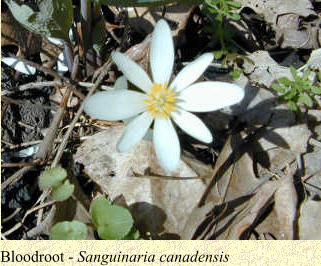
<box><xmin>299</xmin><ymin>199</ymin><xmax>321</xmax><ymax>240</ymax></box>
<box><xmin>274</xmin><ymin>171</ymin><xmax>298</xmax><ymax>239</ymax></box>
<box><xmin>238</xmin><ymin>0</ymin><xmax>315</xmax><ymax>29</ymax></box>
<box><xmin>74</xmin><ymin>125</ymin><xmax>206</xmax><ymax>238</ymax></box>
<box><xmin>242</xmin><ymin>51</ymin><xmax>293</xmax><ymax>88</ymax></box>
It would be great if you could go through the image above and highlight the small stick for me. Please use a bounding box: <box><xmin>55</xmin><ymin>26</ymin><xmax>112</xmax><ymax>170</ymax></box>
<box><xmin>1</xmin><ymin>96</ymin><xmax>57</xmax><ymax>111</ymax></box>
<box><xmin>51</xmin><ymin>59</ymin><xmax>112</xmax><ymax>167</ymax></box>
<box><xmin>18</xmin><ymin>80</ymin><xmax>63</xmax><ymax>91</ymax></box>
<box><xmin>2</xmin><ymin>208</ymin><xmax>21</xmax><ymax>223</ymax></box>
<box><xmin>1</xmin><ymin>162</ymin><xmax>40</xmax><ymax>168</ymax></box>
<box><xmin>1</xmin><ymin>166</ymin><xmax>34</xmax><ymax>191</ymax></box>
<box><xmin>34</xmin><ymin>89</ymin><xmax>71</xmax><ymax>162</ymax></box>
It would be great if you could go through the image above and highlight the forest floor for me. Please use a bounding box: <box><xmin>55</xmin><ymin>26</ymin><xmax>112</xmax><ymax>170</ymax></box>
<box><xmin>1</xmin><ymin>0</ymin><xmax>321</xmax><ymax>240</ymax></box>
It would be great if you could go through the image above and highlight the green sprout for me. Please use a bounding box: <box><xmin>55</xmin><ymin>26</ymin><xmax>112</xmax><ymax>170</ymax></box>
<box><xmin>90</xmin><ymin>197</ymin><xmax>139</xmax><ymax>240</ymax></box>
<box><xmin>203</xmin><ymin>0</ymin><xmax>242</xmax><ymax>56</ymax></box>
<box><xmin>50</xmin><ymin>221</ymin><xmax>88</xmax><ymax>240</ymax></box>
<box><xmin>49</xmin><ymin>197</ymin><xmax>140</xmax><ymax>240</ymax></box>
<box><xmin>272</xmin><ymin>66</ymin><xmax>321</xmax><ymax>111</ymax></box>
<box><xmin>38</xmin><ymin>166</ymin><xmax>74</xmax><ymax>201</ymax></box>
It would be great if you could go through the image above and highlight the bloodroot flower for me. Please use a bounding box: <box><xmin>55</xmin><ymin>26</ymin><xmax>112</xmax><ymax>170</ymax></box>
<box><xmin>84</xmin><ymin>19</ymin><xmax>244</xmax><ymax>172</ymax></box>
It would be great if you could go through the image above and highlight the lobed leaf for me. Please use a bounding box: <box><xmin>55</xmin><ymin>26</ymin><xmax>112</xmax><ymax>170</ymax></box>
<box><xmin>90</xmin><ymin>197</ymin><xmax>134</xmax><ymax>240</ymax></box>
<box><xmin>50</xmin><ymin>180</ymin><xmax>75</xmax><ymax>201</ymax></box>
<box><xmin>50</xmin><ymin>221</ymin><xmax>88</xmax><ymax>240</ymax></box>
<box><xmin>38</xmin><ymin>166</ymin><xmax>67</xmax><ymax>190</ymax></box>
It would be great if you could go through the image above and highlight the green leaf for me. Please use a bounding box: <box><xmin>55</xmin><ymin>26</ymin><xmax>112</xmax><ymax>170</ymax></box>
<box><xmin>226</xmin><ymin>12</ymin><xmax>240</xmax><ymax>20</ymax></box>
<box><xmin>278</xmin><ymin>77</ymin><xmax>293</xmax><ymax>87</ymax></box>
<box><xmin>213</xmin><ymin>49</ymin><xmax>228</xmax><ymax>59</ymax></box>
<box><xmin>302</xmin><ymin>68</ymin><xmax>311</xmax><ymax>80</ymax></box>
<box><xmin>50</xmin><ymin>221</ymin><xmax>87</xmax><ymax>240</ymax></box>
<box><xmin>283</xmin><ymin>88</ymin><xmax>297</xmax><ymax>100</ymax></box>
<box><xmin>271</xmin><ymin>83</ymin><xmax>286</xmax><ymax>93</ymax></box>
<box><xmin>229</xmin><ymin>68</ymin><xmax>242</xmax><ymax>78</ymax></box>
<box><xmin>298</xmin><ymin>93</ymin><xmax>313</xmax><ymax>107</ymax></box>
<box><xmin>288</xmin><ymin>101</ymin><xmax>298</xmax><ymax>112</ymax></box>
<box><xmin>227</xmin><ymin>1</ymin><xmax>242</xmax><ymax>9</ymax></box>
<box><xmin>290</xmin><ymin>65</ymin><xmax>301</xmax><ymax>82</ymax></box>
<box><xmin>38</xmin><ymin>166</ymin><xmax>67</xmax><ymax>190</ymax></box>
<box><xmin>6</xmin><ymin>0</ymin><xmax>73</xmax><ymax>40</ymax></box>
<box><xmin>91</xmin><ymin>197</ymin><xmax>134</xmax><ymax>240</ymax></box>
<box><xmin>122</xmin><ymin>227</ymin><xmax>140</xmax><ymax>240</ymax></box>
<box><xmin>51</xmin><ymin>180</ymin><xmax>74</xmax><ymax>201</ymax></box>
<box><xmin>90</xmin><ymin>197</ymin><xmax>112</xmax><ymax>228</ymax></box>
<box><xmin>311</xmin><ymin>86</ymin><xmax>321</xmax><ymax>94</ymax></box>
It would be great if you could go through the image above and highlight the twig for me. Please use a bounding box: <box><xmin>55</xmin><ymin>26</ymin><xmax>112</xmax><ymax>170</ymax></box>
<box><xmin>1</xmin><ymin>96</ymin><xmax>57</xmax><ymax>111</ymax></box>
<box><xmin>2</xmin><ymin>208</ymin><xmax>21</xmax><ymax>223</ymax></box>
<box><xmin>22</xmin><ymin>200</ymin><xmax>56</xmax><ymax>224</ymax></box>
<box><xmin>63</xmin><ymin>40</ymin><xmax>74</xmax><ymax>72</ymax></box>
<box><xmin>2</xmin><ymin>222</ymin><xmax>23</xmax><ymax>237</ymax></box>
<box><xmin>2</xmin><ymin>139</ymin><xmax>60</xmax><ymax>150</ymax></box>
<box><xmin>51</xmin><ymin>59</ymin><xmax>112</xmax><ymax>167</ymax></box>
<box><xmin>34</xmin><ymin>88</ymin><xmax>72</xmax><ymax>162</ymax></box>
<box><xmin>1</xmin><ymin>166</ymin><xmax>34</xmax><ymax>191</ymax></box>
<box><xmin>133</xmin><ymin>174</ymin><xmax>211</xmax><ymax>180</ymax></box>
<box><xmin>18</xmin><ymin>80</ymin><xmax>63</xmax><ymax>91</ymax></box>
<box><xmin>1</xmin><ymin>162</ymin><xmax>40</xmax><ymax>168</ymax></box>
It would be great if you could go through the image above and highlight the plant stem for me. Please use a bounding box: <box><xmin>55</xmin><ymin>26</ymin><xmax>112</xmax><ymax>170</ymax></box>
<box><xmin>63</xmin><ymin>40</ymin><xmax>74</xmax><ymax>72</ymax></box>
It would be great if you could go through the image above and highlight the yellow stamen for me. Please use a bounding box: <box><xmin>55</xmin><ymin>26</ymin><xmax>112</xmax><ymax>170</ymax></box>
<box><xmin>144</xmin><ymin>83</ymin><xmax>178</xmax><ymax>118</ymax></box>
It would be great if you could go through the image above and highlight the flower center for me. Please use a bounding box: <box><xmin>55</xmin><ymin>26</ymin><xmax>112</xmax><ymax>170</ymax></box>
<box><xmin>144</xmin><ymin>83</ymin><xmax>178</xmax><ymax>118</ymax></box>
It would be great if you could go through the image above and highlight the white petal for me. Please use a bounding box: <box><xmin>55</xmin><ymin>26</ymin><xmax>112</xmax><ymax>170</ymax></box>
<box><xmin>153</xmin><ymin>118</ymin><xmax>180</xmax><ymax>172</ymax></box>
<box><xmin>57</xmin><ymin>52</ymin><xmax>69</xmax><ymax>73</ymax></box>
<box><xmin>84</xmin><ymin>90</ymin><xmax>146</xmax><ymax>121</ymax></box>
<box><xmin>172</xmin><ymin>109</ymin><xmax>212</xmax><ymax>143</ymax></box>
<box><xmin>112</xmin><ymin>51</ymin><xmax>152</xmax><ymax>93</ymax></box>
<box><xmin>1</xmin><ymin>57</ymin><xmax>36</xmax><ymax>75</ymax></box>
<box><xmin>117</xmin><ymin>112</ymin><xmax>154</xmax><ymax>152</ymax></box>
<box><xmin>150</xmin><ymin>19</ymin><xmax>174</xmax><ymax>85</ymax></box>
<box><xmin>178</xmin><ymin>81</ymin><xmax>245</xmax><ymax>112</ymax></box>
<box><xmin>47</xmin><ymin>37</ymin><xmax>64</xmax><ymax>46</ymax></box>
<box><xmin>114</xmin><ymin>76</ymin><xmax>128</xmax><ymax>90</ymax></box>
<box><xmin>69</xmin><ymin>28</ymin><xmax>74</xmax><ymax>42</ymax></box>
<box><xmin>170</xmin><ymin>53</ymin><xmax>214</xmax><ymax>92</ymax></box>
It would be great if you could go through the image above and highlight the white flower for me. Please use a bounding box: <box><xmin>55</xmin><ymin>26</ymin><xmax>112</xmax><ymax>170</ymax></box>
<box><xmin>84</xmin><ymin>19</ymin><xmax>244</xmax><ymax>172</ymax></box>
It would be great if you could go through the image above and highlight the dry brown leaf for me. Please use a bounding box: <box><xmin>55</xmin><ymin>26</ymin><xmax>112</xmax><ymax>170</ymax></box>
<box><xmin>74</xmin><ymin>125</ymin><xmax>206</xmax><ymax>238</ymax></box>
<box><xmin>258</xmin><ymin>124</ymin><xmax>311</xmax><ymax>154</ymax></box>
<box><xmin>220</xmin><ymin>181</ymin><xmax>278</xmax><ymax>240</ymax></box>
<box><xmin>299</xmin><ymin>199</ymin><xmax>321</xmax><ymax>240</ymax></box>
<box><xmin>181</xmin><ymin>202</ymin><xmax>214</xmax><ymax>239</ymax></box>
<box><xmin>126</xmin><ymin>4</ymin><xmax>194</xmax><ymax>37</ymax></box>
<box><xmin>274</xmin><ymin>172</ymin><xmax>298</xmax><ymax>239</ymax></box>
<box><xmin>182</xmin><ymin>180</ymin><xmax>278</xmax><ymax>239</ymax></box>
<box><xmin>125</xmin><ymin>34</ymin><xmax>151</xmax><ymax>72</ymax></box>
<box><xmin>302</xmin><ymin>150</ymin><xmax>321</xmax><ymax>197</ymax></box>
<box><xmin>275</xmin><ymin>14</ymin><xmax>320</xmax><ymax>49</ymax></box>
<box><xmin>202</xmin><ymin>134</ymin><xmax>260</xmax><ymax>205</ymax></box>
<box><xmin>243</xmin><ymin>51</ymin><xmax>293</xmax><ymax>88</ymax></box>
<box><xmin>239</xmin><ymin>0</ymin><xmax>315</xmax><ymax>29</ymax></box>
